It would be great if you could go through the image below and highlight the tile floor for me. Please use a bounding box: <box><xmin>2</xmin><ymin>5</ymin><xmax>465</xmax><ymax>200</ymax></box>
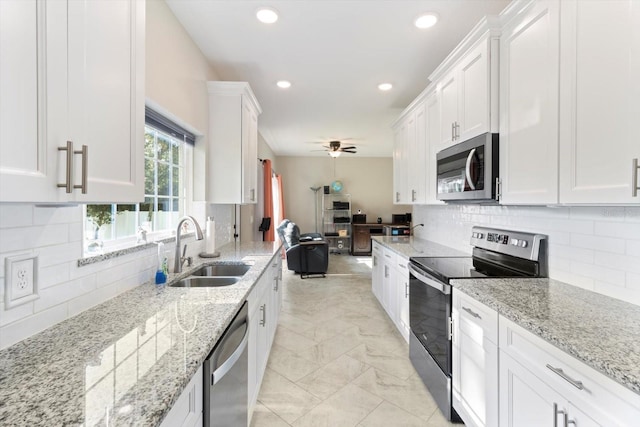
<box><xmin>250</xmin><ymin>254</ymin><xmax>459</xmax><ymax>427</ymax></box>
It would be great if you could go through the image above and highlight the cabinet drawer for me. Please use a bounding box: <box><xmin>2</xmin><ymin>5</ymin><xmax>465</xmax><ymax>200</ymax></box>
<box><xmin>383</xmin><ymin>248</ymin><xmax>397</xmax><ymax>265</ymax></box>
<box><xmin>395</xmin><ymin>255</ymin><xmax>409</xmax><ymax>274</ymax></box>
<box><xmin>456</xmin><ymin>292</ymin><xmax>498</xmax><ymax>345</ymax></box>
<box><xmin>499</xmin><ymin>316</ymin><xmax>640</xmax><ymax>426</ymax></box>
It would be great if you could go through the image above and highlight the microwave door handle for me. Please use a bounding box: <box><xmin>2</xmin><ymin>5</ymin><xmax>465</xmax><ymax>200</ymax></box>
<box><xmin>408</xmin><ymin>264</ymin><xmax>449</xmax><ymax>295</ymax></box>
<box><xmin>465</xmin><ymin>148</ymin><xmax>477</xmax><ymax>190</ymax></box>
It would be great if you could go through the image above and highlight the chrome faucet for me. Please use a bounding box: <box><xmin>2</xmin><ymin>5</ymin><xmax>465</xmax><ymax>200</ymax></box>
<box><xmin>174</xmin><ymin>216</ymin><xmax>204</xmax><ymax>273</ymax></box>
<box><xmin>410</xmin><ymin>223</ymin><xmax>424</xmax><ymax>235</ymax></box>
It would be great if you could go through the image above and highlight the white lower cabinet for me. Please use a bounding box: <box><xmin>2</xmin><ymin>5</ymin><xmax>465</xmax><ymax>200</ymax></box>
<box><xmin>499</xmin><ymin>316</ymin><xmax>640</xmax><ymax>427</ymax></box>
<box><xmin>160</xmin><ymin>365</ymin><xmax>203</xmax><ymax>427</ymax></box>
<box><xmin>452</xmin><ymin>290</ymin><xmax>498</xmax><ymax>427</ymax></box>
<box><xmin>372</xmin><ymin>244</ymin><xmax>409</xmax><ymax>343</ymax></box>
<box><xmin>248</xmin><ymin>254</ymin><xmax>281</xmax><ymax>422</ymax></box>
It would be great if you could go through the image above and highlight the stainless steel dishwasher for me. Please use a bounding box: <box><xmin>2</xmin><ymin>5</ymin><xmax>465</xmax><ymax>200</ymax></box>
<box><xmin>204</xmin><ymin>301</ymin><xmax>249</xmax><ymax>427</ymax></box>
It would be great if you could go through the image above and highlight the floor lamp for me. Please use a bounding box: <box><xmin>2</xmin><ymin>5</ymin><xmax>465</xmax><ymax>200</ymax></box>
<box><xmin>310</xmin><ymin>186</ymin><xmax>321</xmax><ymax>233</ymax></box>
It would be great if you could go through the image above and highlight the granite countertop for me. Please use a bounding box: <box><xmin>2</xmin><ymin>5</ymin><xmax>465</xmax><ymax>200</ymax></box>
<box><xmin>372</xmin><ymin>235</ymin><xmax>469</xmax><ymax>259</ymax></box>
<box><xmin>452</xmin><ymin>278</ymin><xmax>640</xmax><ymax>396</ymax></box>
<box><xmin>0</xmin><ymin>241</ymin><xmax>282</xmax><ymax>427</ymax></box>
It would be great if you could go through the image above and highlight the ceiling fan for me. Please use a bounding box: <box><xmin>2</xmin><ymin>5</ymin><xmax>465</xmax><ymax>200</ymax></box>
<box><xmin>312</xmin><ymin>140</ymin><xmax>357</xmax><ymax>157</ymax></box>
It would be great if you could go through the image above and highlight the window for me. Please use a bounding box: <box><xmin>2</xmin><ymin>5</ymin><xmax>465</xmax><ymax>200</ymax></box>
<box><xmin>84</xmin><ymin>111</ymin><xmax>195</xmax><ymax>255</ymax></box>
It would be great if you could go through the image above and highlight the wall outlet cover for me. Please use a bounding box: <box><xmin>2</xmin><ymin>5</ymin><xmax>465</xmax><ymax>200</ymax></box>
<box><xmin>4</xmin><ymin>253</ymin><xmax>39</xmax><ymax>309</ymax></box>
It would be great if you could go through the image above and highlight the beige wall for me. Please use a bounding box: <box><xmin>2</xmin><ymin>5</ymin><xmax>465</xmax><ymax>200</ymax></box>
<box><xmin>277</xmin><ymin>156</ymin><xmax>411</xmax><ymax>233</ymax></box>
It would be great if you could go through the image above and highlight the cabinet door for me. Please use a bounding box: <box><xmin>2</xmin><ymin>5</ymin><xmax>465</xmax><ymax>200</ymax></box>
<box><xmin>559</xmin><ymin>0</ymin><xmax>640</xmax><ymax>204</ymax></box>
<box><xmin>382</xmin><ymin>255</ymin><xmax>397</xmax><ymax>321</ymax></box>
<box><xmin>372</xmin><ymin>242</ymin><xmax>383</xmax><ymax>302</ymax></box>
<box><xmin>410</xmin><ymin>103</ymin><xmax>427</xmax><ymax>204</ymax></box>
<box><xmin>242</xmin><ymin>98</ymin><xmax>258</xmax><ymax>204</ymax></box>
<box><xmin>499</xmin><ymin>351</ymin><xmax>565</xmax><ymax>427</ymax></box>
<box><xmin>0</xmin><ymin>0</ymin><xmax>51</xmax><ymax>201</ymax></box>
<box><xmin>439</xmin><ymin>71</ymin><xmax>459</xmax><ymax>150</ymax></box>
<box><xmin>426</xmin><ymin>91</ymin><xmax>444</xmax><ymax>204</ymax></box>
<box><xmin>499</xmin><ymin>0</ymin><xmax>560</xmax><ymax>205</ymax></box>
<box><xmin>396</xmin><ymin>258</ymin><xmax>410</xmax><ymax>343</ymax></box>
<box><xmin>269</xmin><ymin>256</ymin><xmax>282</xmax><ymax>342</ymax></box>
<box><xmin>65</xmin><ymin>0</ymin><xmax>144</xmax><ymax>203</ymax></box>
<box><xmin>458</xmin><ymin>39</ymin><xmax>490</xmax><ymax>142</ymax></box>
<box><xmin>393</xmin><ymin>123</ymin><xmax>408</xmax><ymax>204</ymax></box>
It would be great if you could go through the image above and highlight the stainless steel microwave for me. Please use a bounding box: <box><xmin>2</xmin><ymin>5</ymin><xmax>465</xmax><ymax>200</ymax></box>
<box><xmin>436</xmin><ymin>133</ymin><xmax>498</xmax><ymax>202</ymax></box>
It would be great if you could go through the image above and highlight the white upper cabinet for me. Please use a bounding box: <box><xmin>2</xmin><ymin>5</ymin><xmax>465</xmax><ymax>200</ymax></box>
<box><xmin>558</xmin><ymin>0</ymin><xmax>640</xmax><ymax>204</ymax></box>
<box><xmin>207</xmin><ymin>82</ymin><xmax>262</xmax><ymax>204</ymax></box>
<box><xmin>430</xmin><ymin>21</ymin><xmax>500</xmax><ymax>151</ymax></box>
<box><xmin>392</xmin><ymin>119</ymin><xmax>409</xmax><ymax>204</ymax></box>
<box><xmin>499</xmin><ymin>0</ymin><xmax>560</xmax><ymax>205</ymax></box>
<box><xmin>425</xmin><ymin>90</ymin><xmax>444</xmax><ymax>204</ymax></box>
<box><xmin>0</xmin><ymin>0</ymin><xmax>145</xmax><ymax>203</ymax></box>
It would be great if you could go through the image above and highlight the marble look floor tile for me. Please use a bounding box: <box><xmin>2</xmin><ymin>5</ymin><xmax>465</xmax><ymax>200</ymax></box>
<box><xmin>424</xmin><ymin>406</ymin><xmax>459</xmax><ymax>427</ymax></box>
<box><xmin>296</xmin><ymin>331</ymin><xmax>361</xmax><ymax>365</ymax></box>
<box><xmin>291</xmin><ymin>383</ymin><xmax>382</xmax><ymax>427</ymax></box>
<box><xmin>299</xmin><ymin>318</ymin><xmax>359</xmax><ymax>343</ymax></box>
<box><xmin>251</xmin><ymin>401</ymin><xmax>291</xmax><ymax>427</ymax></box>
<box><xmin>277</xmin><ymin>311</ymin><xmax>315</xmax><ymax>335</ymax></box>
<box><xmin>257</xmin><ymin>368</ymin><xmax>321</xmax><ymax>424</ymax></box>
<box><xmin>273</xmin><ymin>326</ymin><xmax>319</xmax><ymax>353</ymax></box>
<box><xmin>347</xmin><ymin>344</ymin><xmax>417</xmax><ymax>381</ymax></box>
<box><xmin>296</xmin><ymin>354</ymin><xmax>370</xmax><ymax>400</ymax></box>
<box><xmin>352</xmin><ymin>368</ymin><xmax>438</xmax><ymax>421</ymax></box>
<box><xmin>267</xmin><ymin>344</ymin><xmax>323</xmax><ymax>382</ymax></box>
<box><xmin>357</xmin><ymin>401</ymin><xmax>426</xmax><ymax>427</ymax></box>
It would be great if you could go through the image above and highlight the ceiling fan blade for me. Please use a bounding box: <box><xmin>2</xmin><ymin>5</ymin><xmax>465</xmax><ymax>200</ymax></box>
<box><xmin>341</xmin><ymin>149</ymin><xmax>357</xmax><ymax>153</ymax></box>
<box><xmin>340</xmin><ymin>146</ymin><xmax>357</xmax><ymax>150</ymax></box>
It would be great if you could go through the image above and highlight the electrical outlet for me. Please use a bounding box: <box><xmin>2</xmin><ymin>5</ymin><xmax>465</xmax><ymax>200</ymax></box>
<box><xmin>4</xmin><ymin>254</ymin><xmax>39</xmax><ymax>309</ymax></box>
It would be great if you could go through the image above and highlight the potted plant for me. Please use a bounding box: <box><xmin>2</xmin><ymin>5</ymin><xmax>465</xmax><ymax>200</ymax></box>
<box><xmin>86</xmin><ymin>205</ymin><xmax>114</xmax><ymax>253</ymax></box>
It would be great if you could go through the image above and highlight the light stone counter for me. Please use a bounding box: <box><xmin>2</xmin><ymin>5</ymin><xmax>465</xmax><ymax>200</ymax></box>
<box><xmin>0</xmin><ymin>241</ymin><xmax>282</xmax><ymax>426</ymax></box>
<box><xmin>452</xmin><ymin>278</ymin><xmax>640</xmax><ymax>396</ymax></box>
<box><xmin>372</xmin><ymin>236</ymin><xmax>468</xmax><ymax>259</ymax></box>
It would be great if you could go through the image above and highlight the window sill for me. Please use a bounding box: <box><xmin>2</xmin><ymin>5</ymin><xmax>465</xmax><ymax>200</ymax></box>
<box><xmin>77</xmin><ymin>233</ymin><xmax>194</xmax><ymax>267</ymax></box>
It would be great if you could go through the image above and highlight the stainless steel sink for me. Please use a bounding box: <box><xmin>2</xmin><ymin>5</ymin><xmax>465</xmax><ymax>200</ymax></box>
<box><xmin>190</xmin><ymin>263</ymin><xmax>252</xmax><ymax>277</ymax></box>
<box><xmin>170</xmin><ymin>277</ymin><xmax>240</xmax><ymax>288</ymax></box>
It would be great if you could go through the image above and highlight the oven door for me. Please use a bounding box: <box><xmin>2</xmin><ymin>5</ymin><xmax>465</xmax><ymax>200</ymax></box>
<box><xmin>436</xmin><ymin>132</ymin><xmax>498</xmax><ymax>202</ymax></box>
<box><xmin>408</xmin><ymin>262</ymin><xmax>452</xmax><ymax>374</ymax></box>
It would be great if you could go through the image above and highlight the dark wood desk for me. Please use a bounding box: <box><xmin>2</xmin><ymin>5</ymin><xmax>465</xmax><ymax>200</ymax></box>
<box><xmin>352</xmin><ymin>223</ymin><xmax>388</xmax><ymax>255</ymax></box>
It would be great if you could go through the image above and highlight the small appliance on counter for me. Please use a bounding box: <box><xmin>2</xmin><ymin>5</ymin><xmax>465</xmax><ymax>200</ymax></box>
<box><xmin>383</xmin><ymin>225</ymin><xmax>410</xmax><ymax>236</ymax></box>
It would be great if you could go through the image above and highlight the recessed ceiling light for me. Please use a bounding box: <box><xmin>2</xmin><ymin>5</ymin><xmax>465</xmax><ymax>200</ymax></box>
<box><xmin>277</xmin><ymin>80</ymin><xmax>291</xmax><ymax>89</ymax></box>
<box><xmin>256</xmin><ymin>7</ymin><xmax>278</xmax><ymax>24</ymax></box>
<box><xmin>378</xmin><ymin>83</ymin><xmax>393</xmax><ymax>91</ymax></box>
<box><xmin>415</xmin><ymin>13</ymin><xmax>438</xmax><ymax>29</ymax></box>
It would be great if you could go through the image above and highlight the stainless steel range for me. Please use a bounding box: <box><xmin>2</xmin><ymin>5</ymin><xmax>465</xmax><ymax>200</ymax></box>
<box><xmin>408</xmin><ymin>226</ymin><xmax>548</xmax><ymax>422</ymax></box>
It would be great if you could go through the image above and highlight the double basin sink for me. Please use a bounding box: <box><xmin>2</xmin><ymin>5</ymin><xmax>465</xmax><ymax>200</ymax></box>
<box><xmin>170</xmin><ymin>263</ymin><xmax>252</xmax><ymax>288</ymax></box>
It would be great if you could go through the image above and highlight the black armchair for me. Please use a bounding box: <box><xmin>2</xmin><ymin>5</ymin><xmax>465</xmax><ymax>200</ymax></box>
<box><xmin>276</xmin><ymin>220</ymin><xmax>328</xmax><ymax>278</ymax></box>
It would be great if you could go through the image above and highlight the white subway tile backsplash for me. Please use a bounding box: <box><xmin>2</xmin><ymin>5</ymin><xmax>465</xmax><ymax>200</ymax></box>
<box><xmin>38</xmin><ymin>242</ymin><xmax>82</xmax><ymax>268</ymax></box>
<box><xmin>67</xmin><ymin>282</ymin><xmax>121</xmax><ymax>318</ymax></box>
<box><xmin>33</xmin><ymin>275</ymin><xmax>97</xmax><ymax>313</ymax></box>
<box><xmin>33</xmin><ymin>205</ymin><xmax>82</xmax><ymax>225</ymax></box>
<box><xmin>0</xmin><ymin>224</ymin><xmax>69</xmax><ymax>253</ymax></box>
<box><xmin>0</xmin><ymin>204</ymin><xmax>33</xmax><ymax>228</ymax></box>
<box><xmin>0</xmin><ymin>304</ymin><xmax>68</xmax><ymax>349</ymax></box>
<box><xmin>594</xmin><ymin>221</ymin><xmax>640</xmax><ymax>239</ymax></box>
<box><xmin>39</xmin><ymin>263</ymin><xmax>71</xmax><ymax>289</ymax></box>
<box><xmin>570</xmin><ymin>233</ymin><xmax>626</xmax><ymax>254</ymax></box>
<box><xmin>413</xmin><ymin>204</ymin><xmax>640</xmax><ymax>306</ymax></box>
<box><xmin>0</xmin><ymin>301</ymin><xmax>34</xmax><ymax>327</ymax></box>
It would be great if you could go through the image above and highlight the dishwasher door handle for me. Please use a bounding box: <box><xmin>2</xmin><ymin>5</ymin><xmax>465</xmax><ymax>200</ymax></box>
<box><xmin>212</xmin><ymin>324</ymin><xmax>249</xmax><ymax>385</ymax></box>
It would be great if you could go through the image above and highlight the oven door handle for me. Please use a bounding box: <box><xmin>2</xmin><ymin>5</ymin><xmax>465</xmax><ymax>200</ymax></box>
<box><xmin>465</xmin><ymin>148</ymin><xmax>477</xmax><ymax>190</ymax></box>
<box><xmin>408</xmin><ymin>264</ymin><xmax>450</xmax><ymax>295</ymax></box>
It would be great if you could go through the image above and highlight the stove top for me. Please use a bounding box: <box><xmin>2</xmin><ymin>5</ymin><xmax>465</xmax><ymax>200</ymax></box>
<box><xmin>410</xmin><ymin>257</ymin><xmax>485</xmax><ymax>283</ymax></box>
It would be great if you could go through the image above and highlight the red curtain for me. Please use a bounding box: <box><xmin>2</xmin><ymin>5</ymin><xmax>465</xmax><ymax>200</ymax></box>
<box><xmin>277</xmin><ymin>174</ymin><xmax>285</xmax><ymax>221</ymax></box>
<box><xmin>263</xmin><ymin>160</ymin><xmax>275</xmax><ymax>241</ymax></box>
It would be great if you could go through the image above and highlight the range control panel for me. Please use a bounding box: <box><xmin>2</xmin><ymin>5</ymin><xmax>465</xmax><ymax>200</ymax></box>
<box><xmin>471</xmin><ymin>227</ymin><xmax>547</xmax><ymax>260</ymax></box>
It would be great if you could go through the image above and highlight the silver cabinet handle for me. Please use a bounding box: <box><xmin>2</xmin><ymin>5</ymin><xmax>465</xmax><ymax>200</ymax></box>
<box><xmin>455</xmin><ymin>122</ymin><xmax>460</xmax><ymax>139</ymax></box>
<box><xmin>384</xmin><ymin>265</ymin><xmax>389</xmax><ymax>278</ymax></box>
<box><xmin>57</xmin><ymin>141</ymin><xmax>74</xmax><ymax>193</ymax></box>
<box><xmin>250</xmin><ymin>188</ymin><xmax>255</xmax><ymax>201</ymax></box>
<box><xmin>553</xmin><ymin>403</ymin><xmax>568</xmax><ymax>427</ymax></box>
<box><xmin>495</xmin><ymin>177</ymin><xmax>502</xmax><ymax>201</ymax></box>
<box><xmin>259</xmin><ymin>304</ymin><xmax>266</xmax><ymax>326</ymax></box>
<box><xmin>405</xmin><ymin>283</ymin><xmax>409</xmax><ymax>298</ymax></box>
<box><xmin>74</xmin><ymin>145</ymin><xmax>88</xmax><ymax>194</ymax></box>
<box><xmin>465</xmin><ymin>148</ymin><xmax>478</xmax><ymax>190</ymax></box>
<box><xmin>273</xmin><ymin>276</ymin><xmax>278</xmax><ymax>291</ymax></box>
<box><xmin>395</xmin><ymin>191</ymin><xmax>400</xmax><ymax>202</ymax></box>
<box><xmin>451</xmin><ymin>122</ymin><xmax>455</xmax><ymax>141</ymax></box>
<box><xmin>412</xmin><ymin>189</ymin><xmax>416</xmax><ymax>202</ymax></box>
<box><xmin>462</xmin><ymin>306</ymin><xmax>481</xmax><ymax>319</ymax></box>
<box><xmin>546</xmin><ymin>364</ymin><xmax>584</xmax><ymax>390</ymax></box>
<box><xmin>373</xmin><ymin>256</ymin><xmax>377</xmax><ymax>267</ymax></box>
<box><xmin>633</xmin><ymin>158</ymin><xmax>639</xmax><ymax>197</ymax></box>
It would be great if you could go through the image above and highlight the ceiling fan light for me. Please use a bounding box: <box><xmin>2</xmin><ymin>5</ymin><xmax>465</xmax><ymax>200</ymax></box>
<box><xmin>378</xmin><ymin>83</ymin><xmax>393</xmax><ymax>91</ymax></box>
<box><xmin>256</xmin><ymin>7</ymin><xmax>278</xmax><ymax>24</ymax></box>
<box><xmin>329</xmin><ymin>151</ymin><xmax>341</xmax><ymax>158</ymax></box>
<box><xmin>276</xmin><ymin>80</ymin><xmax>291</xmax><ymax>89</ymax></box>
<box><xmin>415</xmin><ymin>13</ymin><xmax>438</xmax><ymax>29</ymax></box>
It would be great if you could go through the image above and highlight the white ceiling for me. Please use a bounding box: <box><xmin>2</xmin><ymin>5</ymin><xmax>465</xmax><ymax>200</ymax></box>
<box><xmin>166</xmin><ymin>0</ymin><xmax>510</xmax><ymax>157</ymax></box>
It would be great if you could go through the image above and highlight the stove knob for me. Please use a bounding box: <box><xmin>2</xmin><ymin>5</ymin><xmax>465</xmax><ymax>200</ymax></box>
<box><xmin>478</xmin><ymin>233</ymin><xmax>484</xmax><ymax>239</ymax></box>
<box><xmin>520</xmin><ymin>240</ymin><xmax>528</xmax><ymax>248</ymax></box>
<box><xmin>512</xmin><ymin>239</ymin><xmax>519</xmax><ymax>246</ymax></box>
